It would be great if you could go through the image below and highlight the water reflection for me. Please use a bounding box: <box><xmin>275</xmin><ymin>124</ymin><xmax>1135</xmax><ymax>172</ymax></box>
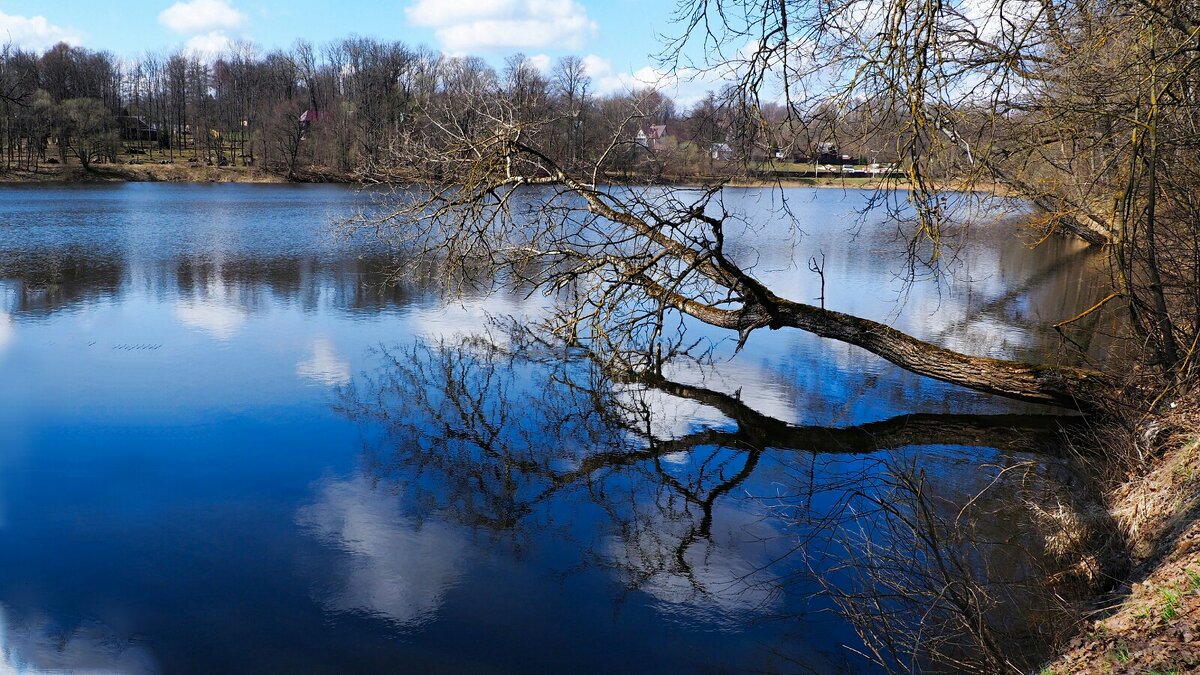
<box><xmin>0</xmin><ymin>310</ymin><xmax>12</xmax><ymax>357</ymax></box>
<box><xmin>602</xmin><ymin>492</ymin><xmax>783</xmax><ymax>624</ymax></box>
<box><xmin>297</xmin><ymin>476</ymin><xmax>467</xmax><ymax>629</ymax></box>
<box><xmin>0</xmin><ymin>184</ymin><xmax>1121</xmax><ymax>673</ymax></box>
<box><xmin>0</xmin><ymin>606</ymin><xmax>157</xmax><ymax>674</ymax></box>
<box><xmin>332</xmin><ymin>334</ymin><xmax>1110</xmax><ymax>670</ymax></box>
<box><xmin>296</xmin><ymin>337</ymin><xmax>352</xmax><ymax>386</ymax></box>
<box><xmin>0</xmin><ymin>250</ymin><xmax>125</xmax><ymax>317</ymax></box>
<box><xmin>175</xmin><ymin>296</ymin><xmax>249</xmax><ymax>340</ymax></box>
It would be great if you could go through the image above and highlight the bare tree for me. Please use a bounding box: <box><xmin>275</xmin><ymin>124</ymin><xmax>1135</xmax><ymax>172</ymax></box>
<box><xmin>551</xmin><ymin>55</ymin><xmax>591</xmax><ymax>165</ymax></box>
<box><xmin>56</xmin><ymin>97</ymin><xmax>118</xmax><ymax>170</ymax></box>
<box><xmin>354</xmin><ymin>77</ymin><xmax>1104</xmax><ymax>409</ymax></box>
<box><xmin>661</xmin><ymin>0</ymin><xmax>1200</xmax><ymax>383</ymax></box>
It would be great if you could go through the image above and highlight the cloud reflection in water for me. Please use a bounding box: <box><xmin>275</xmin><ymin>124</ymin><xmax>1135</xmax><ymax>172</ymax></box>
<box><xmin>296</xmin><ymin>337</ymin><xmax>352</xmax><ymax>386</ymax></box>
<box><xmin>173</xmin><ymin>299</ymin><xmax>247</xmax><ymax>340</ymax></box>
<box><xmin>296</xmin><ymin>476</ymin><xmax>468</xmax><ymax>630</ymax></box>
<box><xmin>0</xmin><ymin>606</ymin><xmax>157</xmax><ymax>674</ymax></box>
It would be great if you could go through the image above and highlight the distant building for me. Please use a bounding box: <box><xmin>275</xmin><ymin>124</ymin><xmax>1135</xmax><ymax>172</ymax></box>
<box><xmin>815</xmin><ymin>142</ymin><xmax>840</xmax><ymax>164</ymax></box>
<box><xmin>647</xmin><ymin>125</ymin><xmax>668</xmax><ymax>150</ymax></box>
<box><xmin>710</xmin><ymin>142</ymin><xmax>733</xmax><ymax>161</ymax></box>
<box><xmin>118</xmin><ymin>115</ymin><xmax>166</xmax><ymax>146</ymax></box>
<box><xmin>299</xmin><ymin>109</ymin><xmax>331</xmax><ymax>132</ymax></box>
<box><xmin>636</xmin><ymin>125</ymin><xmax>670</xmax><ymax>151</ymax></box>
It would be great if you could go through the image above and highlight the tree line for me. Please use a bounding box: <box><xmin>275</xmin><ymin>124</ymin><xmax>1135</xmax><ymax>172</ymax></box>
<box><xmin>0</xmin><ymin>38</ymin><xmax>889</xmax><ymax>181</ymax></box>
<box><xmin>348</xmin><ymin>0</ymin><xmax>1200</xmax><ymax>417</ymax></box>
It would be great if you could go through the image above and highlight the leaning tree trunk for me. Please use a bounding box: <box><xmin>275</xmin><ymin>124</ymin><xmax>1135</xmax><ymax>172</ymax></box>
<box><xmin>375</xmin><ymin>125</ymin><xmax>1111</xmax><ymax>413</ymax></box>
<box><xmin>653</xmin><ymin>284</ymin><xmax>1106</xmax><ymax>411</ymax></box>
<box><xmin>774</xmin><ymin>300</ymin><xmax>1104</xmax><ymax>409</ymax></box>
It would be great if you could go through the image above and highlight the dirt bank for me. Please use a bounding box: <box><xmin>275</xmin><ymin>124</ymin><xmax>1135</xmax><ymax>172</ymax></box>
<box><xmin>1</xmin><ymin>162</ymin><xmax>1011</xmax><ymax>194</ymax></box>
<box><xmin>1047</xmin><ymin>401</ymin><xmax>1200</xmax><ymax>674</ymax></box>
<box><xmin>0</xmin><ymin>162</ymin><xmax>353</xmax><ymax>184</ymax></box>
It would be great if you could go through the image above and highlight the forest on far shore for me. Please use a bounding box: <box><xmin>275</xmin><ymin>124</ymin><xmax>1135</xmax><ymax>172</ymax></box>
<box><xmin>0</xmin><ymin>40</ymin><xmax>908</xmax><ymax>182</ymax></box>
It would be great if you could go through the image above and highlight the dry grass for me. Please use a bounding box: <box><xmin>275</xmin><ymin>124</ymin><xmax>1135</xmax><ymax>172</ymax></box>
<box><xmin>0</xmin><ymin>162</ymin><xmax>292</xmax><ymax>184</ymax></box>
<box><xmin>1045</xmin><ymin>386</ymin><xmax>1200</xmax><ymax>674</ymax></box>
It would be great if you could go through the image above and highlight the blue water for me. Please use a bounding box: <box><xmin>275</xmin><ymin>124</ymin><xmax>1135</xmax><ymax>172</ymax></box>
<box><xmin>0</xmin><ymin>183</ymin><xmax>1106</xmax><ymax>673</ymax></box>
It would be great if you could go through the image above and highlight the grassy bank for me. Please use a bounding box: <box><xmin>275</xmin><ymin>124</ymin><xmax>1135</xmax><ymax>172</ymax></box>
<box><xmin>1</xmin><ymin>160</ymin><xmax>1007</xmax><ymax>194</ymax></box>
<box><xmin>1045</xmin><ymin>397</ymin><xmax>1200</xmax><ymax>674</ymax></box>
<box><xmin>0</xmin><ymin>162</ymin><xmax>294</xmax><ymax>184</ymax></box>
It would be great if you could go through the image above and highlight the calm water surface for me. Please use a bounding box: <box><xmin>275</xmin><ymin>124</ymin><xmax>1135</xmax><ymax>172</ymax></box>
<box><xmin>0</xmin><ymin>184</ymin><xmax>1108</xmax><ymax>673</ymax></box>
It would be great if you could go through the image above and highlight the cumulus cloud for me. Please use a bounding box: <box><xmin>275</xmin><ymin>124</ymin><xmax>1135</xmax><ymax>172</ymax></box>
<box><xmin>406</xmin><ymin>0</ymin><xmax>597</xmax><ymax>53</ymax></box>
<box><xmin>580</xmin><ymin>55</ymin><xmax>666</xmax><ymax>95</ymax></box>
<box><xmin>183</xmin><ymin>30</ymin><xmax>236</xmax><ymax>58</ymax></box>
<box><xmin>174</xmin><ymin>299</ymin><xmax>247</xmax><ymax>340</ymax></box>
<box><xmin>527</xmin><ymin>53</ymin><xmax>552</xmax><ymax>73</ymax></box>
<box><xmin>296</xmin><ymin>337</ymin><xmax>351</xmax><ymax>387</ymax></box>
<box><xmin>159</xmin><ymin>0</ymin><xmax>246</xmax><ymax>34</ymax></box>
<box><xmin>580</xmin><ymin>54</ymin><xmax>725</xmax><ymax>107</ymax></box>
<box><xmin>297</xmin><ymin>476</ymin><xmax>467</xmax><ymax>628</ymax></box>
<box><xmin>0</xmin><ymin>11</ymin><xmax>82</xmax><ymax>50</ymax></box>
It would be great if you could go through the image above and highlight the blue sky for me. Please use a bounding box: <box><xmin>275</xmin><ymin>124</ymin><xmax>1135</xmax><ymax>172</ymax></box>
<box><xmin>0</xmin><ymin>1</ymin><xmax>713</xmax><ymax>99</ymax></box>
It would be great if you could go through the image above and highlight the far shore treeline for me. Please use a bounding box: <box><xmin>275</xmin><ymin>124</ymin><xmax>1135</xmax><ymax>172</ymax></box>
<box><xmin>0</xmin><ymin>40</ymin><xmax>898</xmax><ymax>182</ymax></box>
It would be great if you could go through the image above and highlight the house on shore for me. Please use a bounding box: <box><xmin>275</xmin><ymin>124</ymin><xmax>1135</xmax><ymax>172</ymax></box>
<box><xmin>119</xmin><ymin>114</ymin><xmax>167</xmax><ymax>147</ymax></box>
<box><xmin>635</xmin><ymin>125</ymin><xmax>670</xmax><ymax>151</ymax></box>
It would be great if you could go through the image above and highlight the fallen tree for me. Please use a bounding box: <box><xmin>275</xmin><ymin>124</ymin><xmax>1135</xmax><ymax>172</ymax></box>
<box><xmin>357</xmin><ymin>108</ymin><xmax>1105</xmax><ymax>410</ymax></box>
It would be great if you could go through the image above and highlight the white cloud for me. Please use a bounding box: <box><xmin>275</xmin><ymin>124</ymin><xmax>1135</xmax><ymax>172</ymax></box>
<box><xmin>0</xmin><ymin>312</ymin><xmax>12</xmax><ymax>358</ymax></box>
<box><xmin>527</xmin><ymin>53</ymin><xmax>552</xmax><ymax>73</ymax></box>
<box><xmin>159</xmin><ymin>0</ymin><xmax>246</xmax><ymax>34</ymax></box>
<box><xmin>406</xmin><ymin>0</ymin><xmax>597</xmax><ymax>52</ymax></box>
<box><xmin>296</xmin><ymin>337</ymin><xmax>351</xmax><ymax>387</ymax></box>
<box><xmin>581</xmin><ymin>54</ymin><xmax>725</xmax><ymax>107</ymax></box>
<box><xmin>297</xmin><ymin>476</ymin><xmax>467</xmax><ymax>627</ymax></box>
<box><xmin>0</xmin><ymin>11</ymin><xmax>82</xmax><ymax>50</ymax></box>
<box><xmin>0</xmin><ymin>606</ymin><xmax>157</xmax><ymax>674</ymax></box>
<box><xmin>581</xmin><ymin>55</ymin><xmax>672</xmax><ymax>95</ymax></box>
<box><xmin>183</xmin><ymin>30</ymin><xmax>235</xmax><ymax>58</ymax></box>
<box><xmin>174</xmin><ymin>299</ymin><xmax>246</xmax><ymax>340</ymax></box>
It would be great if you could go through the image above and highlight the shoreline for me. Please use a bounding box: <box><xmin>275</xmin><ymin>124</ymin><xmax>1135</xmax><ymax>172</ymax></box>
<box><xmin>0</xmin><ymin>164</ymin><xmax>1009</xmax><ymax>194</ymax></box>
<box><xmin>0</xmin><ymin>164</ymin><xmax>292</xmax><ymax>185</ymax></box>
<box><xmin>1044</xmin><ymin>414</ymin><xmax>1200</xmax><ymax>674</ymax></box>
<box><xmin>2</xmin><ymin>160</ymin><xmax>1191</xmax><ymax>671</ymax></box>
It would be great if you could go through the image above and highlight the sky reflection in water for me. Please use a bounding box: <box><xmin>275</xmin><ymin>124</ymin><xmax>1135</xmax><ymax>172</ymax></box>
<box><xmin>0</xmin><ymin>183</ymin><xmax>1108</xmax><ymax>673</ymax></box>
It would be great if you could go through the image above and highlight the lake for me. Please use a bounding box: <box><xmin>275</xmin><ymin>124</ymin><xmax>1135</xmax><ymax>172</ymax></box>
<box><xmin>0</xmin><ymin>183</ymin><xmax>1110</xmax><ymax>673</ymax></box>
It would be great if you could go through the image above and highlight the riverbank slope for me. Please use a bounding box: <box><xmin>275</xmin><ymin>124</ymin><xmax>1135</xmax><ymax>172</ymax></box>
<box><xmin>0</xmin><ymin>161</ymin><xmax>986</xmax><ymax>192</ymax></box>
<box><xmin>1048</xmin><ymin>398</ymin><xmax>1200</xmax><ymax>674</ymax></box>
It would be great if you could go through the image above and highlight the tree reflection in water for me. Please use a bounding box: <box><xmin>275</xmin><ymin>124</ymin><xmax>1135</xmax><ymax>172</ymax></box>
<box><xmin>333</xmin><ymin>333</ymin><xmax>1118</xmax><ymax>673</ymax></box>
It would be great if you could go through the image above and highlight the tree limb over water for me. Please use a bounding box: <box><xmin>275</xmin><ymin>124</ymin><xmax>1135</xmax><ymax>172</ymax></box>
<box><xmin>658</xmin><ymin>0</ymin><xmax>1200</xmax><ymax>379</ymax></box>
<box><xmin>355</xmin><ymin>0</ymin><xmax>1200</xmax><ymax>407</ymax></box>
<box><xmin>356</xmin><ymin>106</ymin><xmax>1104</xmax><ymax>409</ymax></box>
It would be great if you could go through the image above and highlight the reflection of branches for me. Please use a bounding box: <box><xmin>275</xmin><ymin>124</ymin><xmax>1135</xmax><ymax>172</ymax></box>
<box><xmin>780</xmin><ymin>450</ymin><xmax>1121</xmax><ymax>675</ymax></box>
<box><xmin>336</xmin><ymin>336</ymin><xmax>1112</xmax><ymax>670</ymax></box>
<box><xmin>338</xmin><ymin>337</ymin><xmax>1079</xmax><ymax>525</ymax></box>
<box><xmin>818</xmin><ymin>467</ymin><xmax>1026</xmax><ymax>674</ymax></box>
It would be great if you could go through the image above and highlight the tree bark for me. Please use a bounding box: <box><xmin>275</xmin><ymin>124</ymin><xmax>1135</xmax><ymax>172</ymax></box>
<box><xmin>648</xmin><ymin>282</ymin><xmax>1106</xmax><ymax>410</ymax></box>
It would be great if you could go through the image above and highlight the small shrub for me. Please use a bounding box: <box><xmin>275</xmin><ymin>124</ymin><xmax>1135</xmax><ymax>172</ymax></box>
<box><xmin>1160</xmin><ymin>587</ymin><xmax>1181</xmax><ymax>621</ymax></box>
<box><xmin>1110</xmin><ymin>641</ymin><xmax>1132</xmax><ymax>664</ymax></box>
